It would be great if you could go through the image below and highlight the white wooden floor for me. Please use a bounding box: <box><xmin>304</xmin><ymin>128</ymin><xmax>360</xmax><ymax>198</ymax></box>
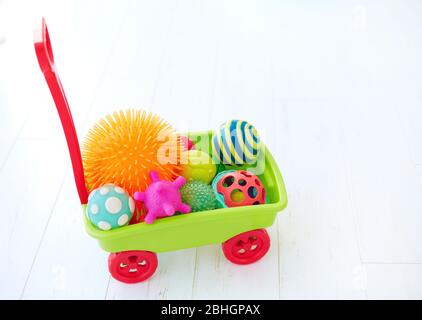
<box><xmin>1</xmin><ymin>0</ymin><xmax>422</xmax><ymax>300</ymax></box>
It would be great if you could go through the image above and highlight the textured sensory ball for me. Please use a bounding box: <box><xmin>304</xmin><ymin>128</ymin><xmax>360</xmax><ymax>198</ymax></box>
<box><xmin>212</xmin><ymin>170</ymin><xmax>266</xmax><ymax>208</ymax></box>
<box><xmin>212</xmin><ymin>170</ymin><xmax>235</xmax><ymax>208</ymax></box>
<box><xmin>134</xmin><ymin>171</ymin><xmax>191</xmax><ymax>224</ymax></box>
<box><xmin>87</xmin><ymin>184</ymin><xmax>135</xmax><ymax>231</ymax></box>
<box><xmin>181</xmin><ymin>150</ymin><xmax>217</xmax><ymax>184</ymax></box>
<box><xmin>82</xmin><ymin>109</ymin><xmax>182</xmax><ymax>195</ymax></box>
<box><xmin>212</xmin><ymin>119</ymin><xmax>261</xmax><ymax>166</ymax></box>
<box><xmin>180</xmin><ymin>181</ymin><xmax>217</xmax><ymax>212</ymax></box>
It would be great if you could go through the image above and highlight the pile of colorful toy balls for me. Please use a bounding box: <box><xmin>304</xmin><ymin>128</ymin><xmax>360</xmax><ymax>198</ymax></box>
<box><xmin>83</xmin><ymin>110</ymin><xmax>267</xmax><ymax>230</ymax></box>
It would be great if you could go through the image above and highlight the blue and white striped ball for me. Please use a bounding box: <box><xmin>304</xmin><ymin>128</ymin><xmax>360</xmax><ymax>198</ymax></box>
<box><xmin>212</xmin><ymin>120</ymin><xmax>261</xmax><ymax>166</ymax></box>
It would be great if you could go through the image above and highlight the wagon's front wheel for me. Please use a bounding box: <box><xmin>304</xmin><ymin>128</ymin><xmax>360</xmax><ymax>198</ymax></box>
<box><xmin>222</xmin><ymin>229</ymin><xmax>270</xmax><ymax>265</ymax></box>
<box><xmin>108</xmin><ymin>250</ymin><xmax>158</xmax><ymax>284</ymax></box>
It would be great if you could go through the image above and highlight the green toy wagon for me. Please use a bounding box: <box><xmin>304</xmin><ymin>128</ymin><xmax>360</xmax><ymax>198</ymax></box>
<box><xmin>35</xmin><ymin>19</ymin><xmax>287</xmax><ymax>284</ymax></box>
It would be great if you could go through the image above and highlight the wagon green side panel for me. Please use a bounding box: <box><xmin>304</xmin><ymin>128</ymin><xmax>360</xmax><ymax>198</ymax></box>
<box><xmin>84</xmin><ymin>205</ymin><xmax>279</xmax><ymax>253</ymax></box>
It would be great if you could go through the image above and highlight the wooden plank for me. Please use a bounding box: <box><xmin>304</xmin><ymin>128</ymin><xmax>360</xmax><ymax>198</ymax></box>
<box><xmin>417</xmin><ymin>166</ymin><xmax>422</xmax><ymax>186</ymax></box>
<box><xmin>18</xmin><ymin>0</ymin><xmax>131</xmax><ymax>139</ymax></box>
<box><xmin>400</xmin><ymin>95</ymin><xmax>422</xmax><ymax>165</ymax></box>
<box><xmin>22</xmin><ymin>173</ymin><xmax>110</xmax><ymax>299</ymax></box>
<box><xmin>150</xmin><ymin>0</ymin><xmax>221</xmax><ymax>132</ymax></box>
<box><xmin>193</xmin><ymin>225</ymin><xmax>280</xmax><ymax>300</ymax></box>
<box><xmin>0</xmin><ymin>0</ymin><xmax>33</xmax><ymax>166</ymax></box>
<box><xmin>273</xmin><ymin>100</ymin><xmax>365</xmax><ymax>299</ymax></box>
<box><xmin>106</xmin><ymin>249</ymin><xmax>196</xmax><ymax>300</ymax></box>
<box><xmin>340</xmin><ymin>96</ymin><xmax>422</xmax><ymax>263</ymax></box>
<box><xmin>84</xmin><ymin>0</ymin><xmax>179</xmax><ymax>128</ymax></box>
<box><xmin>0</xmin><ymin>140</ymin><xmax>68</xmax><ymax>299</ymax></box>
<box><xmin>365</xmin><ymin>264</ymin><xmax>422</xmax><ymax>299</ymax></box>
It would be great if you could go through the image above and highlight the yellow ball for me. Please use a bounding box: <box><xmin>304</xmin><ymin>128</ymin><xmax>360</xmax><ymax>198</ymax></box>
<box><xmin>182</xmin><ymin>150</ymin><xmax>217</xmax><ymax>184</ymax></box>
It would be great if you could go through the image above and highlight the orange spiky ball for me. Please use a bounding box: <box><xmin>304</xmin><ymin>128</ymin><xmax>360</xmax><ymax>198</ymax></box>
<box><xmin>82</xmin><ymin>109</ymin><xmax>182</xmax><ymax>195</ymax></box>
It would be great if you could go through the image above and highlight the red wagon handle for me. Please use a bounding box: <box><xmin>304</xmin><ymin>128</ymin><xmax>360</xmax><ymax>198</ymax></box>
<box><xmin>34</xmin><ymin>18</ymin><xmax>88</xmax><ymax>204</ymax></box>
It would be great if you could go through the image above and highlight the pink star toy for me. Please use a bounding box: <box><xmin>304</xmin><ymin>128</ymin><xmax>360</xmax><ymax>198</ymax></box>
<box><xmin>134</xmin><ymin>171</ymin><xmax>191</xmax><ymax>224</ymax></box>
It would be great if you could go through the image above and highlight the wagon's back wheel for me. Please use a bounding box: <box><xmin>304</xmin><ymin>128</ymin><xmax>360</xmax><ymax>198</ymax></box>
<box><xmin>222</xmin><ymin>229</ymin><xmax>270</xmax><ymax>265</ymax></box>
<box><xmin>108</xmin><ymin>250</ymin><xmax>158</xmax><ymax>284</ymax></box>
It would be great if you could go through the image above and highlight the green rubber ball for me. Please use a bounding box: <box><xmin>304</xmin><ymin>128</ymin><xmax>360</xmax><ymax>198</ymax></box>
<box><xmin>181</xmin><ymin>150</ymin><xmax>217</xmax><ymax>184</ymax></box>
<box><xmin>180</xmin><ymin>180</ymin><xmax>217</xmax><ymax>213</ymax></box>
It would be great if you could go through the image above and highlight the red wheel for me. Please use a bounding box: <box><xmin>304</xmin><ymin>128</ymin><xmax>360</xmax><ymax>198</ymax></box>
<box><xmin>108</xmin><ymin>250</ymin><xmax>158</xmax><ymax>284</ymax></box>
<box><xmin>222</xmin><ymin>229</ymin><xmax>270</xmax><ymax>265</ymax></box>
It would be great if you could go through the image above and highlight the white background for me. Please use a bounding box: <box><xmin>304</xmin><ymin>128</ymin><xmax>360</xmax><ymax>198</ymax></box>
<box><xmin>0</xmin><ymin>0</ymin><xmax>422</xmax><ymax>299</ymax></box>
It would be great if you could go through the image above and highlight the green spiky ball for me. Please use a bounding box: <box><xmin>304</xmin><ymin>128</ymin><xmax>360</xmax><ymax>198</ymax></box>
<box><xmin>180</xmin><ymin>181</ymin><xmax>217</xmax><ymax>213</ymax></box>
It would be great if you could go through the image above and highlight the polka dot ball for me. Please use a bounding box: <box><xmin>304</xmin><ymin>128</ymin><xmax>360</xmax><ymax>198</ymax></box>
<box><xmin>87</xmin><ymin>184</ymin><xmax>135</xmax><ymax>231</ymax></box>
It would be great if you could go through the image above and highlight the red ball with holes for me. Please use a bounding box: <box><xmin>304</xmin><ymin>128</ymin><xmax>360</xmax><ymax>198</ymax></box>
<box><xmin>216</xmin><ymin>170</ymin><xmax>266</xmax><ymax>207</ymax></box>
